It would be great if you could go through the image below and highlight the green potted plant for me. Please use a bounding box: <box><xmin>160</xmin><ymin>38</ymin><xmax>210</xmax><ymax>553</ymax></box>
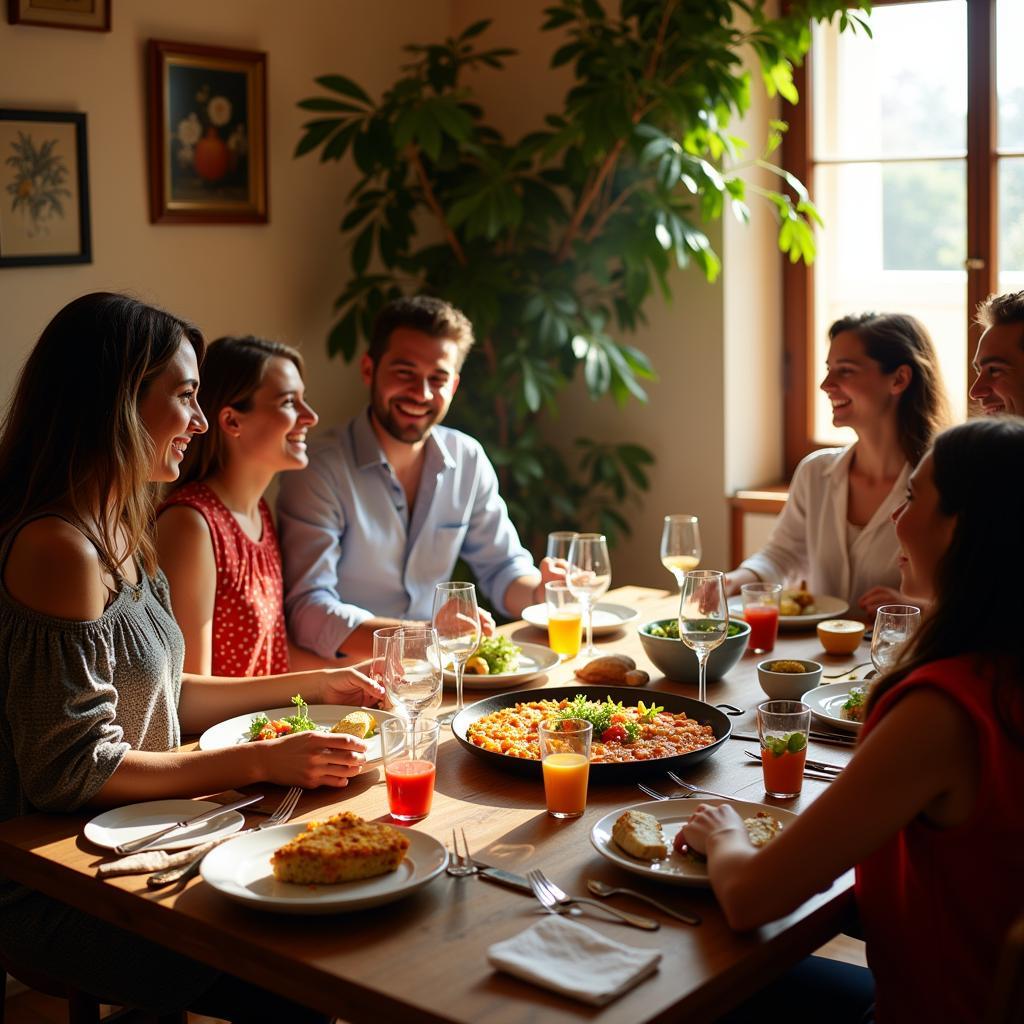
<box><xmin>295</xmin><ymin>0</ymin><xmax>869</xmax><ymax>549</ymax></box>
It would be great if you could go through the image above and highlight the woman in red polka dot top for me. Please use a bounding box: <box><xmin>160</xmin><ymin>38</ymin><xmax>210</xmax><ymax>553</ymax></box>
<box><xmin>157</xmin><ymin>336</ymin><xmax>318</xmax><ymax>676</ymax></box>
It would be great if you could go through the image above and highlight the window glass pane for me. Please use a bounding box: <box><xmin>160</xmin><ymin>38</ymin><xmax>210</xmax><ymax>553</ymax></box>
<box><xmin>812</xmin><ymin>161</ymin><xmax>968</xmax><ymax>444</ymax></box>
<box><xmin>998</xmin><ymin>156</ymin><xmax>1024</xmax><ymax>294</ymax></box>
<box><xmin>812</xmin><ymin>1</ymin><xmax>966</xmax><ymax>162</ymax></box>
<box><xmin>997</xmin><ymin>0</ymin><xmax>1024</xmax><ymax>152</ymax></box>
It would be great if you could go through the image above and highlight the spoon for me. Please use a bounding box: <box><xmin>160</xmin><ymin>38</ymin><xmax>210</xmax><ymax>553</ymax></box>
<box><xmin>586</xmin><ymin>879</ymin><xmax>701</xmax><ymax>926</ymax></box>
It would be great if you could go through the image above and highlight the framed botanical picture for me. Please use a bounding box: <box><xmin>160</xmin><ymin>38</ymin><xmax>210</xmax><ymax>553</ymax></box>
<box><xmin>148</xmin><ymin>40</ymin><xmax>268</xmax><ymax>224</ymax></box>
<box><xmin>0</xmin><ymin>109</ymin><xmax>91</xmax><ymax>267</ymax></box>
<box><xmin>6</xmin><ymin>0</ymin><xmax>111</xmax><ymax>31</ymax></box>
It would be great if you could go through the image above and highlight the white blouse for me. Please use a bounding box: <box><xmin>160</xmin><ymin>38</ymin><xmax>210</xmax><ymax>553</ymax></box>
<box><xmin>739</xmin><ymin>446</ymin><xmax>909</xmax><ymax>608</ymax></box>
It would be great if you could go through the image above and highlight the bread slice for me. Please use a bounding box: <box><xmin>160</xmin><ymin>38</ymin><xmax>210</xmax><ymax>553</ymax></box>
<box><xmin>743</xmin><ymin>812</ymin><xmax>783</xmax><ymax>848</ymax></box>
<box><xmin>612</xmin><ymin>809</ymin><xmax>668</xmax><ymax>861</ymax></box>
<box><xmin>271</xmin><ymin>812</ymin><xmax>409</xmax><ymax>884</ymax></box>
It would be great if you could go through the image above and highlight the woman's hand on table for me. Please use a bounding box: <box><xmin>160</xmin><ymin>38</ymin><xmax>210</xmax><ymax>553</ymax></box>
<box><xmin>318</xmin><ymin>666</ymin><xmax>387</xmax><ymax>708</ymax></box>
<box><xmin>681</xmin><ymin>802</ymin><xmax>748</xmax><ymax>857</ymax></box>
<box><xmin>858</xmin><ymin>586</ymin><xmax>929</xmax><ymax>619</ymax></box>
<box><xmin>253</xmin><ymin>730</ymin><xmax>367</xmax><ymax>789</ymax></box>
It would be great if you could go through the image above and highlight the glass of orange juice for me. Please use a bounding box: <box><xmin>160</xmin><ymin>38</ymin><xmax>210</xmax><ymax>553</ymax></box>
<box><xmin>545</xmin><ymin>581</ymin><xmax>582</xmax><ymax>659</ymax></box>
<box><xmin>537</xmin><ymin>718</ymin><xmax>592</xmax><ymax>819</ymax></box>
<box><xmin>757</xmin><ymin>700</ymin><xmax>811</xmax><ymax>799</ymax></box>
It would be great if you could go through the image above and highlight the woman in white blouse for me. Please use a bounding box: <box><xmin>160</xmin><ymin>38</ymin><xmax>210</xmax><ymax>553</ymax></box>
<box><xmin>724</xmin><ymin>313</ymin><xmax>951</xmax><ymax>617</ymax></box>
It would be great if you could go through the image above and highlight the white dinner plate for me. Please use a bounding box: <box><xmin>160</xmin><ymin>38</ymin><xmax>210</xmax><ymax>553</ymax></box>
<box><xmin>802</xmin><ymin>682</ymin><xmax>863</xmax><ymax>734</ymax></box>
<box><xmin>727</xmin><ymin>594</ymin><xmax>848</xmax><ymax>630</ymax></box>
<box><xmin>197</xmin><ymin>705</ymin><xmax>397</xmax><ymax>763</ymax></box>
<box><xmin>591</xmin><ymin>798</ymin><xmax>798</xmax><ymax>887</ymax></box>
<box><xmin>201</xmin><ymin>823</ymin><xmax>448</xmax><ymax>914</ymax></box>
<box><xmin>85</xmin><ymin>799</ymin><xmax>246</xmax><ymax>852</ymax></box>
<box><xmin>444</xmin><ymin>641</ymin><xmax>560</xmax><ymax>689</ymax></box>
<box><xmin>521</xmin><ymin>602</ymin><xmax>639</xmax><ymax>636</ymax></box>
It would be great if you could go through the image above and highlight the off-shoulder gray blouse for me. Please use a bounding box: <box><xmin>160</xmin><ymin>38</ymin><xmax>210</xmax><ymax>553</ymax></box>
<box><xmin>0</xmin><ymin>524</ymin><xmax>185</xmax><ymax>906</ymax></box>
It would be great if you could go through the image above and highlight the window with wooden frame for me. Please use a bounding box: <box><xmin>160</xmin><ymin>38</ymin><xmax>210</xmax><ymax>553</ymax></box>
<box><xmin>781</xmin><ymin>0</ymin><xmax>1021</xmax><ymax>473</ymax></box>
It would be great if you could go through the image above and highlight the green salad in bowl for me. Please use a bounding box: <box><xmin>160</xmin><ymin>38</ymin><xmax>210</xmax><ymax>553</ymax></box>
<box><xmin>637</xmin><ymin>617</ymin><xmax>750</xmax><ymax>685</ymax></box>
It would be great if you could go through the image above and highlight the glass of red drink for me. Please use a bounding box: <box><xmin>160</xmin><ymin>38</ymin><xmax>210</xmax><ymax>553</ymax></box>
<box><xmin>381</xmin><ymin>718</ymin><xmax>440</xmax><ymax>823</ymax></box>
<box><xmin>741</xmin><ymin>582</ymin><xmax>783</xmax><ymax>654</ymax></box>
<box><xmin>757</xmin><ymin>700</ymin><xmax>811</xmax><ymax>798</ymax></box>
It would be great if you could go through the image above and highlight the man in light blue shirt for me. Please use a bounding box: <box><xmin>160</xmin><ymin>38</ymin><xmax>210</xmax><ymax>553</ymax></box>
<box><xmin>278</xmin><ymin>296</ymin><xmax>554</xmax><ymax>660</ymax></box>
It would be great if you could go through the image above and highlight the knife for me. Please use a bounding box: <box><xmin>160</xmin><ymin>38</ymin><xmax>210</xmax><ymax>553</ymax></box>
<box><xmin>730</xmin><ymin>730</ymin><xmax>856</xmax><ymax>747</ymax></box>
<box><xmin>114</xmin><ymin>794</ymin><xmax>264</xmax><ymax>854</ymax></box>
<box><xmin>473</xmin><ymin>861</ymin><xmax>533</xmax><ymax>893</ymax></box>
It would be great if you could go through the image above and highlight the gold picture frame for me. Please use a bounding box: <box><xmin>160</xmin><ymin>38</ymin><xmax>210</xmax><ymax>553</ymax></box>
<box><xmin>6</xmin><ymin>0</ymin><xmax>111</xmax><ymax>32</ymax></box>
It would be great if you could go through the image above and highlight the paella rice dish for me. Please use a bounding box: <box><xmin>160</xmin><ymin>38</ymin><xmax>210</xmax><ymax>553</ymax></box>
<box><xmin>466</xmin><ymin>694</ymin><xmax>717</xmax><ymax>764</ymax></box>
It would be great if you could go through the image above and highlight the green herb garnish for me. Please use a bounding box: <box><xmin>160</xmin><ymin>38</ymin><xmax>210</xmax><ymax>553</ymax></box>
<box><xmin>645</xmin><ymin>619</ymin><xmax>742</xmax><ymax>640</ymax></box>
<box><xmin>763</xmin><ymin>731</ymin><xmax>807</xmax><ymax>757</ymax></box>
<box><xmin>553</xmin><ymin>694</ymin><xmax>664</xmax><ymax>743</ymax></box>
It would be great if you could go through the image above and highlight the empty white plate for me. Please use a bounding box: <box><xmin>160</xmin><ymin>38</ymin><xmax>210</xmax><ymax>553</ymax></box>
<box><xmin>521</xmin><ymin>602</ymin><xmax>638</xmax><ymax>636</ymax></box>
<box><xmin>85</xmin><ymin>799</ymin><xmax>246</xmax><ymax>852</ymax></box>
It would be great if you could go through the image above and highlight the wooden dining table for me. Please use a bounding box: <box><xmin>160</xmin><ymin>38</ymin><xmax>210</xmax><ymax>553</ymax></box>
<box><xmin>0</xmin><ymin>585</ymin><xmax>867</xmax><ymax>1024</ymax></box>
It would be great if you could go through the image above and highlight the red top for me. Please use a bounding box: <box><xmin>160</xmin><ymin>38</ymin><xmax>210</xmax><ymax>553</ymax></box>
<box><xmin>855</xmin><ymin>654</ymin><xmax>1024</xmax><ymax>1023</ymax></box>
<box><xmin>159</xmin><ymin>482</ymin><xmax>289</xmax><ymax>677</ymax></box>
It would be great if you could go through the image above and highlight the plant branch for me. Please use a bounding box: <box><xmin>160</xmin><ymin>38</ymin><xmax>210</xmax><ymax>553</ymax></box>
<box><xmin>555</xmin><ymin>138</ymin><xmax>626</xmax><ymax>262</ymax></box>
<box><xmin>584</xmin><ymin>180</ymin><xmax>644</xmax><ymax>244</ymax></box>
<box><xmin>408</xmin><ymin>145</ymin><xmax>467</xmax><ymax>266</ymax></box>
<box><xmin>643</xmin><ymin>0</ymin><xmax>677</xmax><ymax>80</ymax></box>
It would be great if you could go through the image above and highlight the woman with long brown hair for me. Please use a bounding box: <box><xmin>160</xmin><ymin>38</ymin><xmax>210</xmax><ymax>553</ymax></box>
<box><xmin>0</xmin><ymin>293</ymin><xmax>378</xmax><ymax>1020</ymax></box>
<box><xmin>687</xmin><ymin>417</ymin><xmax>1024</xmax><ymax>1023</ymax></box>
<box><xmin>157</xmin><ymin>335</ymin><xmax>317</xmax><ymax>676</ymax></box>
<box><xmin>724</xmin><ymin>312</ymin><xmax>952</xmax><ymax>617</ymax></box>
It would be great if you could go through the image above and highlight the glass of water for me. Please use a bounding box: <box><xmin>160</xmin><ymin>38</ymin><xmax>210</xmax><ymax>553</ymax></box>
<box><xmin>383</xmin><ymin>627</ymin><xmax>444</xmax><ymax>727</ymax></box>
<box><xmin>870</xmin><ymin>604</ymin><xmax>921</xmax><ymax>673</ymax></box>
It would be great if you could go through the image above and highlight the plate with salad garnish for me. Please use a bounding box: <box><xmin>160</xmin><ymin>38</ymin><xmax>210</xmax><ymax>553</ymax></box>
<box><xmin>197</xmin><ymin>694</ymin><xmax>398</xmax><ymax>762</ymax></box>
<box><xmin>801</xmin><ymin>682</ymin><xmax>864</xmax><ymax>734</ymax></box>
<box><xmin>443</xmin><ymin>637</ymin><xmax>559</xmax><ymax>689</ymax></box>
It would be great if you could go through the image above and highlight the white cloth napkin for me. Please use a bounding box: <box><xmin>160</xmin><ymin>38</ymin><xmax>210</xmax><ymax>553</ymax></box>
<box><xmin>487</xmin><ymin>914</ymin><xmax>661</xmax><ymax>1006</ymax></box>
<box><xmin>96</xmin><ymin>839</ymin><xmax>219</xmax><ymax>878</ymax></box>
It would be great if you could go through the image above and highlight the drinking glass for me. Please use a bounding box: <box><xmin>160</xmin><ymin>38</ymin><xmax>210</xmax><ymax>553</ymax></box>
<box><xmin>382</xmin><ymin>627</ymin><xmax>443</xmax><ymax>727</ymax></box>
<box><xmin>741</xmin><ymin>582</ymin><xmax>783</xmax><ymax>654</ymax></box>
<box><xmin>757</xmin><ymin>700</ymin><xmax>811</xmax><ymax>799</ymax></box>
<box><xmin>660</xmin><ymin>514</ymin><xmax>701</xmax><ymax>588</ymax></box>
<box><xmin>432</xmin><ymin>582</ymin><xmax>481</xmax><ymax>724</ymax></box>
<box><xmin>678</xmin><ymin>569</ymin><xmax>728</xmax><ymax>705</ymax></box>
<box><xmin>381</xmin><ymin>718</ymin><xmax>440</xmax><ymax>822</ymax></box>
<box><xmin>566</xmin><ymin>533</ymin><xmax>611</xmax><ymax>659</ymax></box>
<box><xmin>545</xmin><ymin>581</ymin><xmax>582</xmax><ymax>659</ymax></box>
<box><xmin>371</xmin><ymin>625</ymin><xmax>401</xmax><ymax>688</ymax></box>
<box><xmin>870</xmin><ymin>604</ymin><xmax>921</xmax><ymax>673</ymax></box>
<box><xmin>537</xmin><ymin>719</ymin><xmax>592</xmax><ymax>819</ymax></box>
<box><xmin>546</xmin><ymin>531</ymin><xmax>578</xmax><ymax>561</ymax></box>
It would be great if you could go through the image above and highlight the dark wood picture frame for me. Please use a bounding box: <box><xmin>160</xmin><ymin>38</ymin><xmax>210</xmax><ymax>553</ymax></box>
<box><xmin>147</xmin><ymin>39</ymin><xmax>268</xmax><ymax>225</ymax></box>
<box><xmin>0</xmin><ymin>109</ymin><xmax>91</xmax><ymax>268</ymax></box>
<box><xmin>6</xmin><ymin>0</ymin><xmax>110</xmax><ymax>31</ymax></box>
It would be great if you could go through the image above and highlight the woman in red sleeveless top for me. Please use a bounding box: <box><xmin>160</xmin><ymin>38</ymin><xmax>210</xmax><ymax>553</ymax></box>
<box><xmin>157</xmin><ymin>336</ymin><xmax>317</xmax><ymax>676</ymax></box>
<box><xmin>684</xmin><ymin>418</ymin><xmax>1024</xmax><ymax>1023</ymax></box>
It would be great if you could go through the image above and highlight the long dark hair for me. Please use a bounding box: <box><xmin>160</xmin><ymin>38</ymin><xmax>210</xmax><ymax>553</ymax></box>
<box><xmin>865</xmin><ymin>418</ymin><xmax>1024</xmax><ymax>744</ymax></box>
<box><xmin>0</xmin><ymin>292</ymin><xmax>204</xmax><ymax>576</ymax></box>
<box><xmin>829</xmin><ymin>312</ymin><xmax>952</xmax><ymax>466</ymax></box>
<box><xmin>174</xmin><ymin>335</ymin><xmax>304</xmax><ymax>487</ymax></box>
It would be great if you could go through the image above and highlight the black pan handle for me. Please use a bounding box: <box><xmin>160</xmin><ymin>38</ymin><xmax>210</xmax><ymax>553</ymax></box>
<box><xmin>714</xmin><ymin>703</ymin><xmax>744</xmax><ymax>716</ymax></box>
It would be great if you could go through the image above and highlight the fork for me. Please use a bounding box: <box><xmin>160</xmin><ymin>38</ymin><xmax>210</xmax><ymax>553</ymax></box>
<box><xmin>147</xmin><ymin>786</ymin><xmax>302</xmax><ymax>888</ymax></box>
<box><xmin>526</xmin><ymin>869</ymin><xmax>659</xmax><ymax>930</ymax></box>
<box><xmin>446</xmin><ymin>828</ymin><xmax>479</xmax><ymax>877</ymax></box>
<box><xmin>665</xmin><ymin>772</ymin><xmax>736</xmax><ymax>800</ymax></box>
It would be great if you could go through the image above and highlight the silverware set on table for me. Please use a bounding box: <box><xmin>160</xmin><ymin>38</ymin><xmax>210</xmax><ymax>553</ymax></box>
<box><xmin>445</xmin><ymin>828</ymin><xmax>700</xmax><ymax>929</ymax></box>
<box><xmin>742</xmin><ymin>749</ymin><xmax>844</xmax><ymax>782</ymax></box>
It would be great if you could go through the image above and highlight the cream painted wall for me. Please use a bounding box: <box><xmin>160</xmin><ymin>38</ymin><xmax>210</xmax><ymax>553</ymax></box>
<box><xmin>451</xmin><ymin>0</ymin><xmax>784</xmax><ymax>585</ymax></box>
<box><xmin>0</xmin><ymin>0</ymin><xmax>447</xmax><ymax>430</ymax></box>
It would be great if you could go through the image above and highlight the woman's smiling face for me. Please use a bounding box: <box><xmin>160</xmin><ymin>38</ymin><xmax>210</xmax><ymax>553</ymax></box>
<box><xmin>138</xmin><ymin>338</ymin><xmax>207</xmax><ymax>483</ymax></box>
<box><xmin>820</xmin><ymin>330</ymin><xmax>910</xmax><ymax>432</ymax></box>
<box><xmin>892</xmin><ymin>452</ymin><xmax>955</xmax><ymax>600</ymax></box>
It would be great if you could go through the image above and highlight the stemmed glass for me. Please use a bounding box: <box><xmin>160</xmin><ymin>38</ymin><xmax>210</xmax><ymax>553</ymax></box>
<box><xmin>566</xmin><ymin>533</ymin><xmax>611</xmax><ymax>660</ymax></box>
<box><xmin>660</xmin><ymin>514</ymin><xmax>701</xmax><ymax>589</ymax></box>
<box><xmin>870</xmin><ymin>604</ymin><xmax>921</xmax><ymax>674</ymax></box>
<box><xmin>382</xmin><ymin>627</ymin><xmax>443</xmax><ymax>727</ymax></box>
<box><xmin>678</xmin><ymin>570</ymin><xmax>728</xmax><ymax>705</ymax></box>
<box><xmin>432</xmin><ymin>581</ymin><xmax>481</xmax><ymax>724</ymax></box>
<box><xmin>546</xmin><ymin>531</ymin><xmax>578</xmax><ymax>561</ymax></box>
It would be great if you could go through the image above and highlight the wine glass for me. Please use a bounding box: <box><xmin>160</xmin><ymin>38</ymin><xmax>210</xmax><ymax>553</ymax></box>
<box><xmin>566</xmin><ymin>533</ymin><xmax>611</xmax><ymax>659</ymax></box>
<box><xmin>660</xmin><ymin>514</ymin><xmax>701</xmax><ymax>589</ymax></box>
<box><xmin>432</xmin><ymin>581</ymin><xmax>481</xmax><ymax>724</ymax></box>
<box><xmin>870</xmin><ymin>604</ymin><xmax>921</xmax><ymax>673</ymax></box>
<box><xmin>678</xmin><ymin>570</ymin><xmax>728</xmax><ymax>705</ymax></box>
<box><xmin>382</xmin><ymin>627</ymin><xmax>443</xmax><ymax>727</ymax></box>
<box><xmin>546</xmin><ymin>531</ymin><xmax>578</xmax><ymax>561</ymax></box>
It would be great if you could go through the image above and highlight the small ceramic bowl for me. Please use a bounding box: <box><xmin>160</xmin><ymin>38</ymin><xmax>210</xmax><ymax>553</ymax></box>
<box><xmin>757</xmin><ymin>658</ymin><xmax>824</xmax><ymax>700</ymax></box>
<box><xmin>816</xmin><ymin>618</ymin><xmax>866</xmax><ymax>655</ymax></box>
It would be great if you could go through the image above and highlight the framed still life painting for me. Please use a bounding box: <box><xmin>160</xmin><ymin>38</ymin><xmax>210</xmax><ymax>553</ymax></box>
<box><xmin>0</xmin><ymin>109</ymin><xmax>91</xmax><ymax>267</ymax></box>
<box><xmin>147</xmin><ymin>40</ymin><xmax>267</xmax><ymax>224</ymax></box>
<box><xmin>6</xmin><ymin>0</ymin><xmax>111</xmax><ymax>31</ymax></box>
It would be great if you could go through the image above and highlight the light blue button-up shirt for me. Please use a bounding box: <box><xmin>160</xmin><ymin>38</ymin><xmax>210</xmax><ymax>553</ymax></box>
<box><xmin>277</xmin><ymin>408</ymin><xmax>537</xmax><ymax>657</ymax></box>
